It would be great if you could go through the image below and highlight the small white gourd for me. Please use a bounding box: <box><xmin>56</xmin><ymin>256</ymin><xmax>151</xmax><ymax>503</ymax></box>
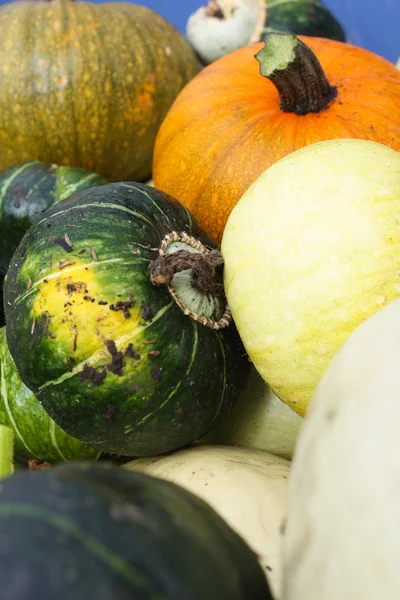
<box><xmin>186</xmin><ymin>0</ymin><xmax>266</xmax><ymax>65</ymax></box>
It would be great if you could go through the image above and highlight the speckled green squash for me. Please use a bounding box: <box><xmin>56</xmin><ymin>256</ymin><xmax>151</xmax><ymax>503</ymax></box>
<box><xmin>265</xmin><ymin>0</ymin><xmax>346</xmax><ymax>42</ymax></box>
<box><xmin>0</xmin><ymin>277</ymin><xmax>4</xmax><ymax>327</ymax></box>
<box><xmin>0</xmin><ymin>0</ymin><xmax>199</xmax><ymax>182</ymax></box>
<box><xmin>4</xmin><ymin>183</ymin><xmax>250</xmax><ymax>457</ymax></box>
<box><xmin>0</xmin><ymin>161</ymin><xmax>107</xmax><ymax>276</ymax></box>
<box><xmin>0</xmin><ymin>462</ymin><xmax>272</xmax><ymax>599</ymax></box>
<box><xmin>0</xmin><ymin>327</ymin><xmax>100</xmax><ymax>464</ymax></box>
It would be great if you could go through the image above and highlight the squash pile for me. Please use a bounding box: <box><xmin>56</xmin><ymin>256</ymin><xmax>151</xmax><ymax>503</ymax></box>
<box><xmin>1</xmin><ymin>1</ymin><xmax>400</xmax><ymax>598</ymax></box>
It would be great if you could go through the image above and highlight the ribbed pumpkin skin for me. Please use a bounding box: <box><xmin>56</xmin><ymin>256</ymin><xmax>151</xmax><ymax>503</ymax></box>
<box><xmin>0</xmin><ymin>462</ymin><xmax>272</xmax><ymax>600</ymax></box>
<box><xmin>0</xmin><ymin>161</ymin><xmax>107</xmax><ymax>276</ymax></box>
<box><xmin>153</xmin><ymin>37</ymin><xmax>400</xmax><ymax>243</ymax></box>
<box><xmin>265</xmin><ymin>0</ymin><xmax>346</xmax><ymax>41</ymax></box>
<box><xmin>4</xmin><ymin>183</ymin><xmax>249</xmax><ymax>457</ymax></box>
<box><xmin>0</xmin><ymin>0</ymin><xmax>199</xmax><ymax>181</ymax></box>
<box><xmin>0</xmin><ymin>327</ymin><xmax>100</xmax><ymax>464</ymax></box>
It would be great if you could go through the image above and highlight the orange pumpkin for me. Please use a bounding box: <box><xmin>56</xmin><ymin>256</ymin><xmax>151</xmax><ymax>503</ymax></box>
<box><xmin>153</xmin><ymin>33</ymin><xmax>400</xmax><ymax>243</ymax></box>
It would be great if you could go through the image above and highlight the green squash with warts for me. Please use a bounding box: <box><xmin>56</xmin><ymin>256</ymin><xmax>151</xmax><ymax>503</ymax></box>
<box><xmin>0</xmin><ymin>327</ymin><xmax>100</xmax><ymax>464</ymax></box>
<box><xmin>0</xmin><ymin>160</ymin><xmax>107</xmax><ymax>277</ymax></box>
<box><xmin>4</xmin><ymin>183</ymin><xmax>250</xmax><ymax>457</ymax></box>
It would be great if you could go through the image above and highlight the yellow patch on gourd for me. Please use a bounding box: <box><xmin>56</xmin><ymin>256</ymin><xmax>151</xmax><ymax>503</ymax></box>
<box><xmin>32</xmin><ymin>262</ymin><xmax>140</xmax><ymax>360</ymax></box>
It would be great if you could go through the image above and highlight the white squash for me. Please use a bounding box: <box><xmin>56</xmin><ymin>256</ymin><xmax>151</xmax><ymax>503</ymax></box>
<box><xmin>186</xmin><ymin>0</ymin><xmax>266</xmax><ymax>65</ymax></box>
<box><xmin>199</xmin><ymin>367</ymin><xmax>302</xmax><ymax>460</ymax></box>
<box><xmin>282</xmin><ymin>296</ymin><xmax>400</xmax><ymax>600</ymax></box>
<box><xmin>125</xmin><ymin>444</ymin><xmax>290</xmax><ymax>599</ymax></box>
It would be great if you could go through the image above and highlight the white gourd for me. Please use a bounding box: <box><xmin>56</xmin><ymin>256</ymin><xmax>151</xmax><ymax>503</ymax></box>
<box><xmin>186</xmin><ymin>0</ymin><xmax>266</xmax><ymax>65</ymax></box>
<box><xmin>125</xmin><ymin>444</ymin><xmax>290</xmax><ymax>599</ymax></box>
<box><xmin>282</xmin><ymin>296</ymin><xmax>400</xmax><ymax>600</ymax></box>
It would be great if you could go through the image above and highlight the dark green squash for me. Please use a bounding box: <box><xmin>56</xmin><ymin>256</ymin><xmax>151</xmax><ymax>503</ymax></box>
<box><xmin>0</xmin><ymin>326</ymin><xmax>100</xmax><ymax>464</ymax></box>
<box><xmin>0</xmin><ymin>160</ymin><xmax>107</xmax><ymax>277</ymax></box>
<box><xmin>264</xmin><ymin>0</ymin><xmax>346</xmax><ymax>42</ymax></box>
<box><xmin>0</xmin><ymin>1</ymin><xmax>199</xmax><ymax>181</ymax></box>
<box><xmin>0</xmin><ymin>277</ymin><xmax>4</xmax><ymax>327</ymax></box>
<box><xmin>4</xmin><ymin>183</ymin><xmax>250</xmax><ymax>457</ymax></box>
<box><xmin>0</xmin><ymin>462</ymin><xmax>272</xmax><ymax>599</ymax></box>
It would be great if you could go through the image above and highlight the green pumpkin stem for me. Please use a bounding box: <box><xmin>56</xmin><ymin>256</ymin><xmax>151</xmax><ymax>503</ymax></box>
<box><xmin>255</xmin><ymin>33</ymin><xmax>338</xmax><ymax>115</ymax></box>
<box><xmin>0</xmin><ymin>425</ymin><xmax>14</xmax><ymax>479</ymax></box>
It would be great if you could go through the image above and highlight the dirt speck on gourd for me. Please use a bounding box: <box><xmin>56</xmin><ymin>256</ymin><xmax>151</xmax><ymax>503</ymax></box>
<box><xmin>141</xmin><ymin>302</ymin><xmax>154</xmax><ymax>321</ymax></box>
<box><xmin>79</xmin><ymin>364</ymin><xmax>107</xmax><ymax>386</ymax></box>
<box><xmin>124</xmin><ymin>344</ymin><xmax>141</xmax><ymax>360</ymax></box>
<box><xmin>109</xmin><ymin>296</ymin><xmax>135</xmax><ymax>319</ymax></box>
<box><xmin>105</xmin><ymin>340</ymin><xmax>124</xmax><ymax>376</ymax></box>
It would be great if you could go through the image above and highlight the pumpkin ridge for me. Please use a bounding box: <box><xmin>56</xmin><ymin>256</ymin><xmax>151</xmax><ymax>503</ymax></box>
<box><xmin>34</xmin><ymin>200</ymin><xmax>159</xmax><ymax>231</ymax></box>
<box><xmin>83</xmin><ymin>2</ymin><xmax>115</xmax><ymax>165</ymax></box>
<box><xmin>190</xmin><ymin>110</ymin><xmax>282</xmax><ymax>235</ymax></box>
<box><xmin>63</xmin><ymin>0</ymin><xmax>81</xmax><ymax>166</ymax></box>
<box><xmin>49</xmin><ymin>419</ymin><xmax>68</xmax><ymax>462</ymax></box>
<box><xmin>0</xmin><ymin>357</ymin><xmax>35</xmax><ymax>457</ymax></box>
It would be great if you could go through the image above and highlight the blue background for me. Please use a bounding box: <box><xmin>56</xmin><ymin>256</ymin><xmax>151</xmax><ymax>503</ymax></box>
<box><xmin>98</xmin><ymin>0</ymin><xmax>399</xmax><ymax>64</ymax></box>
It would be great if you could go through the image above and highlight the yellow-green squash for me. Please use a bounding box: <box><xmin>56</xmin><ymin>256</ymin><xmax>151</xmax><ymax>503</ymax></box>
<box><xmin>222</xmin><ymin>139</ymin><xmax>400</xmax><ymax>416</ymax></box>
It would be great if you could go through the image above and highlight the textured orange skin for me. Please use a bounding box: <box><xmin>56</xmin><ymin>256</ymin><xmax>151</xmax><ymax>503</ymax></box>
<box><xmin>0</xmin><ymin>1</ymin><xmax>199</xmax><ymax>182</ymax></box>
<box><xmin>153</xmin><ymin>37</ymin><xmax>400</xmax><ymax>244</ymax></box>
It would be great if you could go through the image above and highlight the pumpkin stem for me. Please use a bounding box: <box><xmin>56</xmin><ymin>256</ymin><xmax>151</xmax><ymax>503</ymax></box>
<box><xmin>0</xmin><ymin>425</ymin><xmax>14</xmax><ymax>480</ymax></box>
<box><xmin>255</xmin><ymin>33</ymin><xmax>338</xmax><ymax>115</ymax></box>
<box><xmin>150</xmin><ymin>249</ymin><xmax>224</xmax><ymax>295</ymax></box>
<box><xmin>149</xmin><ymin>232</ymin><xmax>232</xmax><ymax>330</ymax></box>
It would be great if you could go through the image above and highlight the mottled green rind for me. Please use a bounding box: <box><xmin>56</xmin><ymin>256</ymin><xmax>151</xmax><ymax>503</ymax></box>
<box><xmin>0</xmin><ymin>327</ymin><xmax>100</xmax><ymax>464</ymax></box>
<box><xmin>265</xmin><ymin>0</ymin><xmax>346</xmax><ymax>42</ymax></box>
<box><xmin>0</xmin><ymin>160</ymin><xmax>107</xmax><ymax>276</ymax></box>
<box><xmin>0</xmin><ymin>462</ymin><xmax>272</xmax><ymax>599</ymax></box>
<box><xmin>0</xmin><ymin>277</ymin><xmax>4</xmax><ymax>327</ymax></box>
<box><xmin>5</xmin><ymin>183</ymin><xmax>250</xmax><ymax>457</ymax></box>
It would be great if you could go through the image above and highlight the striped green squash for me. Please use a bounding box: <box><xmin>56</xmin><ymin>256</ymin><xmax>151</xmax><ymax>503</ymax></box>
<box><xmin>0</xmin><ymin>462</ymin><xmax>272</xmax><ymax>599</ymax></box>
<box><xmin>0</xmin><ymin>160</ymin><xmax>107</xmax><ymax>277</ymax></box>
<box><xmin>264</xmin><ymin>0</ymin><xmax>346</xmax><ymax>41</ymax></box>
<box><xmin>0</xmin><ymin>327</ymin><xmax>100</xmax><ymax>464</ymax></box>
<box><xmin>0</xmin><ymin>276</ymin><xmax>4</xmax><ymax>327</ymax></box>
<box><xmin>4</xmin><ymin>183</ymin><xmax>250</xmax><ymax>457</ymax></box>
